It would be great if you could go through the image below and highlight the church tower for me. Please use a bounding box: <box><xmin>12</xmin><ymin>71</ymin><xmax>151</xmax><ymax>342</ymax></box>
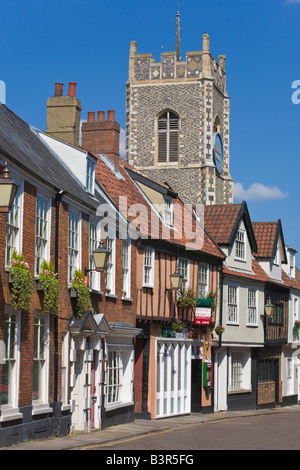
<box><xmin>125</xmin><ymin>13</ymin><xmax>233</xmax><ymax>206</ymax></box>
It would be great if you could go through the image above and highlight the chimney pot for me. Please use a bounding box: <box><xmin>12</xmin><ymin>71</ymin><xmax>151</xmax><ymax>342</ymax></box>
<box><xmin>68</xmin><ymin>81</ymin><xmax>77</xmax><ymax>97</ymax></box>
<box><xmin>88</xmin><ymin>111</ymin><xmax>95</xmax><ymax>122</ymax></box>
<box><xmin>107</xmin><ymin>110</ymin><xmax>115</xmax><ymax>121</ymax></box>
<box><xmin>55</xmin><ymin>83</ymin><xmax>63</xmax><ymax>97</ymax></box>
<box><xmin>98</xmin><ymin>111</ymin><xmax>105</xmax><ymax>121</ymax></box>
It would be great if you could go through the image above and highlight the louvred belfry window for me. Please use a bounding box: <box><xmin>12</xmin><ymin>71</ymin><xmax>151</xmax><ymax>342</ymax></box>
<box><xmin>158</xmin><ymin>111</ymin><xmax>179</xmax><ymax>163</ymax></box>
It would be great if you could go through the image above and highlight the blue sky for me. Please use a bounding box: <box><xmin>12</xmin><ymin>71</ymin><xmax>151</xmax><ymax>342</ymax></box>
<box><xmin>1</xmin><ymin>0</ymin><xmax>300</xmax><ymax>257</ymax></box>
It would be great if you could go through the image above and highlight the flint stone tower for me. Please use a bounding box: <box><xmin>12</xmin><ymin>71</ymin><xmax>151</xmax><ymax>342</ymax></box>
<box><xmin>125</xmin><ymin>33</ymin><xmax>233</xmax><ymax>206</ymax></box>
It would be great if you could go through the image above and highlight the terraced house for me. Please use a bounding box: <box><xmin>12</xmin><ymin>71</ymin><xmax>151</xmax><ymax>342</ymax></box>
<box><xmin>0</xmin><ymin>89</ymin><xmax>141</xmax><ymax>446</ymax></box>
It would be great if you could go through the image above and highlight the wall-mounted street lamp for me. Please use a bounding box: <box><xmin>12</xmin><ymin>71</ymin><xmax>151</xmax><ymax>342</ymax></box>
<box><xmin>85</xmin><ymin>241</ymin><xmax>109</xmax><ymax>276</ymax></box>
<box><xmin>166</xmin><ymin>270</ymin><xmax>184</xmax><ymax>291</ymax></box>
<box><xmin>0</xmin><ymin>162</ymin><xmax>17</xmax><ymax>213</ymax></box>
<box><xmin>264</xmin><ymin>297</ymin><xmax>275</xmax><ymax>317</ymax></box>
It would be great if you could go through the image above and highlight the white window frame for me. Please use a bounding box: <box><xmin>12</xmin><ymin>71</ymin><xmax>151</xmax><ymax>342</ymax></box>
<box><xmin>178</xmin><ymin>257</ymin><xmax>189</xmax><ymax>292</ymax></box>
<box><xmin>122</xmin><ymin>239</ymin><xmax>131</xmax><ymax>299</ymax></box>
<box><xmin>229</xmin><ymin>349</ymin><xmax>251</xmax><ymax>392</ymax></box>
<box><xmin>68</xmin><ymin>209</ymin><xmax>81</xmax><ymax>283</ymax></box>
<box><xmin>35</xmin><ymin>193</ymin><xmax>51</xmax><ymax>276</ymax></box>
<box><xmin>32</xmin><ymin>313</ymin><xmax>50</xmax><ymax>406</ymax></box>
<box><xmin>5</xmin><ymin>179</ymin><xmax>24</xmax><ymax>268</ymax></box>
<box><xmin>227</xmin><ymin>285</ymin><xmax>239</xmax><ymax>324</ymax></box>
<box><xmin>235</xmin><ymin>229</ymin><xmax>246</xmax><ymax>261</ymax></box>
<box><xmin>247</xmin><ymin>288</ymin><xmax>258</xmax><ymax>326</ymax></box>
<box><xmin>89</xmin><ymin>219</ymin><xmax>101</xmax><ymax>291</ymax></box>
<box><xmin>163</xmin><ymin>195</ymin><xmax>173</xmax><ymax>226</ymax></box>
<box><xmin>198</xmin><ymin>263</ymin><xmax>209</xmax><ymax>298</ymax></box>
<box><xmin>86</xmin><ymin>157</ymin><xmax>95</xmax><ymax>195</ymax></box>
<box><xmin>294</xmin><ymin>297</ymin><xmax>299</xmax><ymax>322</ymax></box>
<box><xmin>105</xmin><ymin>347</ymin><xmax>134</xmax><ymax>409</ymax></box>
<box><xmin>1</xmin><ymin>308</ymin><xmax>21</xmax><ymax>412</ymax></box>
<box><xmin>143</xmin><ymin>247</ymin><xmax>155</xmax><ymax>288</ymax></box>
<box><xmin>105</xmin><ymin>237</ymin><xmax>116</xmax><ymax>295</ymax></box>
<box><xmin>61</xmin><ymin>331</ymin><xmax>69</xmax><ymax>407</ymax></box>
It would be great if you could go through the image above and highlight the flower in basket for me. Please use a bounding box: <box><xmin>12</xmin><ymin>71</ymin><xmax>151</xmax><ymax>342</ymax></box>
<box><xmin>176</xmin><ymin>288</ymin><xmax>196</xmax><ymax>309</ymax></box>
<box><xmin>10</xmin><ymin>250</ymin><xmax>33</xmax><ymax>311</ymax></box>
<box><xmin>172</xmin><ymin>320</ymin><xmax>187</xmax><ymax>332</ymax></box>
<box><xmin>37</xmin><ymin>260</ymin><xmax>59</xmax><ymax>316</ymax></box>
<box><xmin>293</xmin><ymin>320</ymin><xmax>300</xmax><ymax>339</ymax></box>
<box><xmin>71</xmin><ymin>269</ymin><xmax>94</xmax><ymax>317</ymax></box>
<box><xmin>214</xmin><ymin>324</ymin><xmax>225</xmax><ymax>335</ymax></box>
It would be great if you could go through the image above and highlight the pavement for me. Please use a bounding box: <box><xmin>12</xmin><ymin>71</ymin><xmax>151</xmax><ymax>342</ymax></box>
<box><xmin>3</xmin><ymin>404</ymin><xmax>300</xmax><ymax>450</ymax></box>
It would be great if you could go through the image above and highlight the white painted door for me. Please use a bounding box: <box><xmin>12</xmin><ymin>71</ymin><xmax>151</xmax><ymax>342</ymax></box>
<box><xmin>156</xmin><ymin>339</ymin><xmax>191</xmax><ymax>418</ymax></box>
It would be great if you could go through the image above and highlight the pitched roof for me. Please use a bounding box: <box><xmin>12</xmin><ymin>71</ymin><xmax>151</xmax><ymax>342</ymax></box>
<box><xmin>223</xmin><ymin>257</ymin><xmax>271</xmax><ymax>284</ymax></box>
<box><xmin>204</xmin><ymin>202</ymin><xmax>257</xmax><ymax>252</ymax></box>
<box><xmin>252</xmin><ymin>220</ymin><xmax>287</xmax><ymax>263</ymax></box>
<box><xmin>93</xmin><ymin>154</ymin><xmax>225</xmax><ymax>260</ymax></box>
<box><xmin>0</xmin><ymin>104</ymin><xmax>98</xmax><ymax>210</ymax></box>
<box><xmin>282</xmin><ymin>267</ymin><xmax>300</xmax><ymax>291</ymax></box>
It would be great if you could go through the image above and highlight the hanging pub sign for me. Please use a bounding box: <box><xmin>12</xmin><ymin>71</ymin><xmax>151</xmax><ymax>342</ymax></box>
<box><xmin>195</xmin><ymin>298</ymin><xmax>214</xmax><ymax>326</ymax></box>
<box><xmin>195</xmin><ymin>307</ymin><xmax>211</xmax><ymax>325</ymax></box>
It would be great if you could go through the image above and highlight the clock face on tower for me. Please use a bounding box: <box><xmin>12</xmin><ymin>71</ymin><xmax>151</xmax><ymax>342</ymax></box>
<box><xmin>213</xmin><ymin>133</ymin><xmax>224</xmax><ymax>174</ymax></box>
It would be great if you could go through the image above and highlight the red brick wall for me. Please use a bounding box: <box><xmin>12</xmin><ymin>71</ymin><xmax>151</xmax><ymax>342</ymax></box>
<box><xmin>0</xmin><ymin>173</ymin><xmax>137</xmax><ymax>408</ymax></box>
<box><xmin>81</xmin><ymin>118</ymin><xmax>120</xmax><ymax>159</ymax></box>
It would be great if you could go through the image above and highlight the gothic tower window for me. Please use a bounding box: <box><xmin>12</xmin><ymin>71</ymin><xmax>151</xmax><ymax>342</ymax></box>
<box><xmin>213</xmin><ymin>115</ymin><xmax>221</xmax><ymax>134</ymax></box>
<box><xmin>157</xmin><ymin>111</ymin><xmax>179</xmax><ymax>163</ymax></box>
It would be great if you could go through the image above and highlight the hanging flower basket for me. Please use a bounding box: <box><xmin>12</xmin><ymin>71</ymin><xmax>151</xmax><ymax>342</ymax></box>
<box><xmin>177</xmin><ymin>289</ymin><xmax>196</xmax><ymax>309</ymax></box>
<box><xmin>37</xmin><ymin>260</ymin><xmax>59</xmax><ymax>316</ymax></box>
<box><xmin>293</xmin><ymin>320</ymin><xmax>300</xmax><ymax>339</ymax></box>
<box><xmin>9</xmin><ymin>250</ymin><xmax>33</xmax><ymax>311</ymax></box>
<box><xmin>172</xmin><ymin>320</ymin><xmax>187</xmax><ymax>332</ymax></box>
<box><xmin>70</xmin><ymin>269</ymin><xmax>94</xmax><ymax>317</ymax></box>
<box><xmin>214</xmin><ymin>325</ymin><xmax>225</xmax><ymax>335</ymax></box>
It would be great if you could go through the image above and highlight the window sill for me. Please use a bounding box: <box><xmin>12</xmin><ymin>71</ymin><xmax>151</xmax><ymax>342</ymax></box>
<box><xmin>122</xmin><ymin>297</ymin><xmax>133</xmax><ymax>302</ymax></box>
<box><xmin>143</xmin><ymin>285</ymin><xmax>154</xmax><ymax>289</ymax></box>
<box><xmin>105</xmin><ymin>293</ymin><xmax>118</xmax><ymax>299</ymax></box>
<box><xmin>228</xmin><ymin>388</ymin><xmax>252</xmax><ymax>395</ymax></box>
<box><xmin>61</xmin><ymin>403</ymin><xmax>72</xmax><ymax>412</ymax></box>
<box><xmin>90</xmin><ymin>289</ymin><xmax>104</xmax><ymax>295</ymax></box>
<box><xmin>105</xmin><ymin>400</ymin><xmax>134</xmax><ymax>412</ymax></box>
<box><xmin>0</xmin><ymin>408</ymin><xmax>23</xmax><ymax>422</ymax></box>
<box><xmin>32</xmin><ymin>404</ymin><xmax>53</xmax><ymax>416</ymax></box>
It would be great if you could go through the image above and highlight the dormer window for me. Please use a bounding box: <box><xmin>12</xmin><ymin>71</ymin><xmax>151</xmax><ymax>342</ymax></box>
<box><xmin>86</xmin><ymin>158</ymin><xmax>95</xmax><ymax>194</ymax></box>
<box><xmin>163</xmin><ymin>195</ymin><xmax>173</xmax><ymax>226</ymax></box>
<box><xmin>235</xmin><ymin>230</ymin><xmax>245</xmax><ymax>261</ymax></box>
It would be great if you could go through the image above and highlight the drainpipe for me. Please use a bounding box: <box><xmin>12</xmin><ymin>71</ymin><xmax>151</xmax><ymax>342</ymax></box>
<box><xmin>54</xmin><ymin>190</ymin><xmax>64</xmax><ymax>404</ymax></box>
<box><xmin>218</xmin><ymin>263</ymin><xmax>224</xmax><ymax>349</ymax></box>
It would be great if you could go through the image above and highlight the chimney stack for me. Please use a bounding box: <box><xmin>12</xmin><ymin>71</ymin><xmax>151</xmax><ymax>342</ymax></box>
<box><xmin>46</xmin><ymin>81</ymin><xmax>82</xmax><ymax>147</ymax></box>
<box><xmin>81</xmin><ymin>110</ymin><xmax>120</xmax><ymax>160</ymax></box>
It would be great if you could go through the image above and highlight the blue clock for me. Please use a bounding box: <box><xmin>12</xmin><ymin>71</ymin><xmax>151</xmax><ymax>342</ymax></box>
<box><xmin>213</xmin><ymin>133</ymin><xmax>224</xmax><ymax>174</ymax></box>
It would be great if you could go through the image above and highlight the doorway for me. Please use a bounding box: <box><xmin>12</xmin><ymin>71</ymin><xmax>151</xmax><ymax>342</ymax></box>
<box><xmin>191</xmin><ymin>359</ymin><xmax>202</xmax><ymax>412</ymax></box>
